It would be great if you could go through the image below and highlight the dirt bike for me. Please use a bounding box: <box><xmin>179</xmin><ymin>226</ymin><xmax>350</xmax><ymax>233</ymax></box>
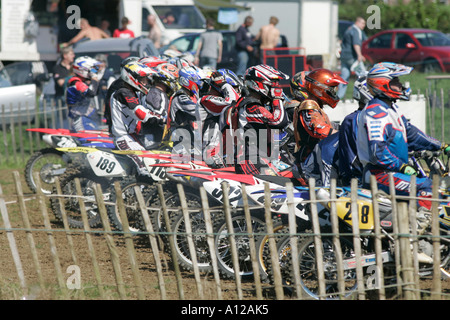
<box><xmin>267</xmin><ymin>182</ymin><xmax>450</xmax><ymax>300</ymax></box>
<box><xmin>152</xmin><ymin>164</ymin><xmax>325</xmax><ymax>278</ymax></box>
<box><xmin>25</xmin><ymin>128</ymin><xmax>113</xmax><ymax>194</ymax></box>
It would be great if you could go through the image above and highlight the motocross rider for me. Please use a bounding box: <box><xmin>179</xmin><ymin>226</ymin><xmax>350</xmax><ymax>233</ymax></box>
<box><xmin>232</xmin><ymin>64</ymin><xmax>289</xmax><ymax>175</ymax></box>
<box><xmin>338</xmin><ymin>75</ymin><xmax>373</xmax><ymax>186</ymax></box>
<box><xmin>292</xmin><ymin>68</ymin><xmax>347</xmax><ymax>164</ymax></box>
<box><xmin>356</xmin><ymin>62</ymin><xmax>450</xmax><ymax>228</ymax></box>
<box><xmin>168</xmin><ymin>66</ymin><xmax>205</xmax><ymax>160</ymax></box>
<box><xmin>66</xmin><ymin>56</ymin><xmax>102</xmax><ymax>132</ymax></box>
<box><xmin>200</xmin><ymin>69</ymin><xmax>241</xmax><ymax>168</ymax></box>
<box><xmin>109</xmin><ymin>61</ymin><xmax>164</xmax><ymax>176</ymax></box>
<box><xmin>139</xmin><ymin>62</ymin><xmax>179</xmax><ymax>150</ymax></box>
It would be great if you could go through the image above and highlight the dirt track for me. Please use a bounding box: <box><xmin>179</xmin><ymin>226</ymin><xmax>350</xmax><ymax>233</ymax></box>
<box><xmin>0</xmin><ymin>168</ymin><xmax>255</xmax><ymax>300</ymax></box>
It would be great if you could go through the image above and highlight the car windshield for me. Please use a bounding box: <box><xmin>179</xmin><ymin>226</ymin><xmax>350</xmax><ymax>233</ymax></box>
<box><xmin>413</xmin><ymin>32</ymin><xmax>450</xmax><ymax>46</ymax></box>
<box><xmin>153</xmin><ymin>5</ymin><xmax>205</xmax><ymax>29</ymax></box>
<box><xmin>168</xmin><ymin>35</ymin><xmax>200</xmax><ymax>52</ymax></box>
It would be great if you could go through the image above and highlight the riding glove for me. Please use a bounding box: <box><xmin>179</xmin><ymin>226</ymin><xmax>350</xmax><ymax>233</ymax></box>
<box><xmin>400</xmin><ymin>164</ymin><xmax>417</xmax><ymax>175</ymax></box>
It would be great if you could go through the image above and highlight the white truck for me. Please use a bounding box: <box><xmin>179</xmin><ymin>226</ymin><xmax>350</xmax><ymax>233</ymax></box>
<box><xmin>0</xmin><ymin>0</ymin><xmax>206</xmax><ymax>63</ymax></box>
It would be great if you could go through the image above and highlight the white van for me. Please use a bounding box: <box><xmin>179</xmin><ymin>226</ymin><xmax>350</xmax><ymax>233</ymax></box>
<box><xmin>140</xmin><ymin>0</ymin><xmax>206</xmax><ymax>46</ymax></box>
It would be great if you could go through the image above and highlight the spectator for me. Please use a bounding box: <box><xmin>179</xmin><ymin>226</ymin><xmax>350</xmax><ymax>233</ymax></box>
<box><xmin>255</xmin><ymin>16</ymin><xmax>280</xmax><ymax>51</ymax></box>
<box><xmin>100</xmin><ymin>19</ymin><xmax>111</xmax><ymax>37</ymax></box>
<box><xmin>52</xmin><ymin>46</ymin><xmax>75</xmax><ymax>128</ymax></box>
<box><xmin>194</xmin><ymin>18</ymin><xmax>223</xmax><ymax>70</ymax></box>
<box><xmin>235</xmin><ymin>16</ymin><xmax>254</xmax><ymax>76</ymax></box>
<box><xmin>163</xmin><ymin>12</ymin><xmax>176</xmax><ymax>26</ymax></box>
<box><xmin>337</xmin><ymin>17</ymin><xmax>367</xmax><ymax>99</ymax></box>
<box><xmin>113</xmin><ymin>17</ymin><xmax>135</xmax><ymax>39</ymax></box>
<box><xmin>61</xmin><ymin>18</ymin><xmax>110</xmax><ymax>47</ymax></box>
<box><xmin>147</xmin><ymin>14</ymin><xmax>161</xmax><ymax>48</ymax></box>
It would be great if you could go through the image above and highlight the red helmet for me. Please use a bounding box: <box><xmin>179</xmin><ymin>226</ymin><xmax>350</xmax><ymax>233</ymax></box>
<box><xmin>366</xmin><ymin>62</ymin><xmax>412</xmax><ymax>101</ymax></box>
<box><xmin>305</xmin><ymin>69</ymin><xmax>347</xmax><ymax>108</ymax></box>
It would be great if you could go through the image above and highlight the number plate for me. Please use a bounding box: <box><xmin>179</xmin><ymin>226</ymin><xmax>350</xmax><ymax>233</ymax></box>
<box><xmin>87</xmin><ymin>151</ymin><xmax>126</xmax><ymax>177</ymax></box>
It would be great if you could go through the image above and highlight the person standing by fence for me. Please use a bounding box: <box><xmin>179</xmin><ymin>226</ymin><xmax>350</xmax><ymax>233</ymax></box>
<box><xmin>52</xmin><ymin>47</ymin><xmax>74</xmax><ymax>128</ymax></box>
<box><xmin>235</xmin><ymin>16</ymin><xmax>255</xmax><ymax>76</ymax></box>
<box><xmin>194</xmin><ymin>18</ymin><xmax>223</xmax><ymax>70</ymax></box>
<box><xmin>337</xmin><ymin>17</ymin><xmax>367</xmax><ymax>99</ymax></box>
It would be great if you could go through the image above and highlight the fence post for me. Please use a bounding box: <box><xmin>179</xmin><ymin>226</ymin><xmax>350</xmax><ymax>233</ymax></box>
<box><xmin>17</xmin><ymin>102</ymin><xmax>24</xmax><ymax>162</ymax></box>
<box><xmin>56</xmin><ymin>177</ymin><xmax>79</xmax><ymax>267</ymax></box>
<box><xmin>328</xmin><ymin>178</ymin><xmax>346</xmax><ymax>299</ymax></box>
<box><xmin>93</xmin><ymin>183</ymin><xmax>127</xmax><ymax>299</ymax></box>
<box><xmin>114</xmin><ymin>181</ymin><xmax>145</xmax><ymax>300</ymax></box>
<box><xmin>0</xmin><ymin>183</ymin><xmax>27</xmax><ymax>294</ymax></box>
<box><xmin>408</xmin><ymin>175</ymin><xmax>420</xmax><ymax>294</ymax></box>
<box><xmin>157</xmin><ymin>183</ymin><xmax>184</xmax><ymax>300</ymax></box>
<box><xmin>221</xmin><ymin>181</ymin><xmax>243</xmax><ymax>300</ymax></box>
<box><xmin>369</xmin><ymin>175</ymin><xmax>386</xmax><ymax>300</ymax></box>
<box><xmin>176</xmin><ymin>183</ymin><xmax>204</xmax><ymax>299</ymax></box>
<box><xmin>199</xmin><ymin>186</ymin><xmax>223</xmax><ymax>300</ymax></box>
<box><xmin>240</xmin><ymin>184</ymin><xmax>263</xmax><ymax>300</ymax></box>
<box><xmin>2</xmin><ymin>104</ymin><xmax>10</xmax><ymax>163</ymax></box>
<box><xmin>34</xmin><ymin>172</ymin><xmax>67</xmax><ymax>298</ymax></box>
<box><xmin>397</xmin><ymin>202</ymin><xmax>416</xmax><ymax>300</ymax></box>
<box><xmin>389</xmin><ymin>173</ymin><xmax>403</xmax><ymax>296</ymax></box>
<box><xmin>73</xmin><ymin>178</ymin><xmax>105</xmax><ymax>299</ymax></box>
<box><xmin>12</xmin><ymin>171</ymin><xmax>45</xmax><ymax>290</ymax></box>
<box><xmin>285</xmin><ymin>182</ymin><xmax>302</xmax><ymax>299</ymax></box>
<box><xmin>134</xmin><ymin>185</ymin><xmax>167</xmax><ymax>300</ymax></box>
<box><xmin>350</xmin><ymin>178</ymin><xmax>365</xmax><ymax>300</ymax></box>
<box><xmin>308</xmin><ymin>178</ymin><xmax>326</xmax><ymax>299</ymax></box>
<box><xmin>9</xmin><ymin>103</ymin><xmax>17</xmax><ymax>164</ymax></box>
<box><xmin>263</xmin><ymin>182</ymin><xmax>284</xmax><ymax>300</ymax></box>
<box><xmin>431</xmin><ymin>175</ymin><xmax>442</xmax><ymax>300</ymax></box>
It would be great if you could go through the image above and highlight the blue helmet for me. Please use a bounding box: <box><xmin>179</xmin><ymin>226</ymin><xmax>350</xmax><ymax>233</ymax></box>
<box><xmin>211</xmin><ymin>69</ymin><xmax>244</xmax><ymax>93</ymax></box>
<box><xmin>178</xmin><ymin>66</ymin><xmax>203</xmax><ymax>98</ymax></box>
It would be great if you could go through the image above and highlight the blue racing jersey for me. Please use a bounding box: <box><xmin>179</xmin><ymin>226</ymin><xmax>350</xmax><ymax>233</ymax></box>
<box><xmin>357</xmin><ymin>97</ymin><xmax>441</xmax><ymax>171</ymax></box>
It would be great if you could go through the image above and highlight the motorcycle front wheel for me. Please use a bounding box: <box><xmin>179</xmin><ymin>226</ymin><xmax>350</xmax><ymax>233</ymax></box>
<box><xmin>286</xmin><ymin>234</ymin><xmax>358</xmax><ymax>300</ymax></box>
<box><xmin>25</xmin><ymin>148</ymin><xmax>66</xmax><ymax>194</ymax></box>
<box><xmin>51</xmin><ymin>167</ymin><xmax>110</xmax><ymax>229</ymax></box>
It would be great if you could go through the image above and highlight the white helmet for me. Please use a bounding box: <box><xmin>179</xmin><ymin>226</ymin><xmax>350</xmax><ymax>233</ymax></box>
<box><xmin>121</xmin><ymin>61</ymin><xmax>155</xmax><ymax>94</ymax></box>
<box><xmin>73</xmin><ymin>56</ymin><xmax>101</xmax><ymax>79</ymax></box>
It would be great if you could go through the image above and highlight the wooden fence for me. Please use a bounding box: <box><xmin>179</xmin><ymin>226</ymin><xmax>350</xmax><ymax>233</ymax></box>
<box><xmin>0</xmin><ymin>170</ymin><xmax>449</xmax><ymax>300</ymax></box>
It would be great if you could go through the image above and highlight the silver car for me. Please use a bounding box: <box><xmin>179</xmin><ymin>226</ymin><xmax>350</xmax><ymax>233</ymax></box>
<box><xmin>0</xmin><ymin>61</ymin><xmax>48</xmax><ymax>124</ymax></box>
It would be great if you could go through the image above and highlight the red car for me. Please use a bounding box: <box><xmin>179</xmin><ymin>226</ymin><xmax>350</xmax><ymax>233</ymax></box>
<box><xmin>362</xmin><ymin>28</ymin><xmax>450</xmax><ymax>73</ymax></box>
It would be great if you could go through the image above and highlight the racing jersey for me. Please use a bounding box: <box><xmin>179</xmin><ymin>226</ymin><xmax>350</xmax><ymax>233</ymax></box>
<box><xmin>66</xmin><ymin>76</ymin><xmax>99</xmax><ymax>119</ymax></box>
<box><xmin>200</xmin><ymin>83</ymin><xmax>240</xmax><ymax>166</ymax></box>
<box><xmin>235</xmin><ymin>95</ymin><xmax>288</xmax><ymax>168</ymax></box>
<box><xmin>338</xmin><ymin>109</ymin><xmax>363</xmax><ymax>185</ymax></box>
<box><xmin>109</xmin><ymin>86</ymin><xmax>163</xmax><ymax>138</ymax></box>
<box><xmin>357</xmin><ymin>97</ymin><xmax>441</xmax><ymax>171</ymax></box>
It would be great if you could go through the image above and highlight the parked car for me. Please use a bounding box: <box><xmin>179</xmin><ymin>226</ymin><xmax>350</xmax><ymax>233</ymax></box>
<box><xmin>0</xmin><ymin>61</ymin><xmax>48</xmax><ymax>124</ymax></box>
<box><xmin>159</xmin><ymin>30</ymin><xmax>288</xmax><ymax>73</ymax></box>
<box><xmin>159</xmin><ymin>30</ymin><xmax>239</xmax><ymax>72</ymax></box>
<box><xmin>362</xmin><ymin>28</ymin><xmax>450</xmax><ymax>73</ymax></box>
